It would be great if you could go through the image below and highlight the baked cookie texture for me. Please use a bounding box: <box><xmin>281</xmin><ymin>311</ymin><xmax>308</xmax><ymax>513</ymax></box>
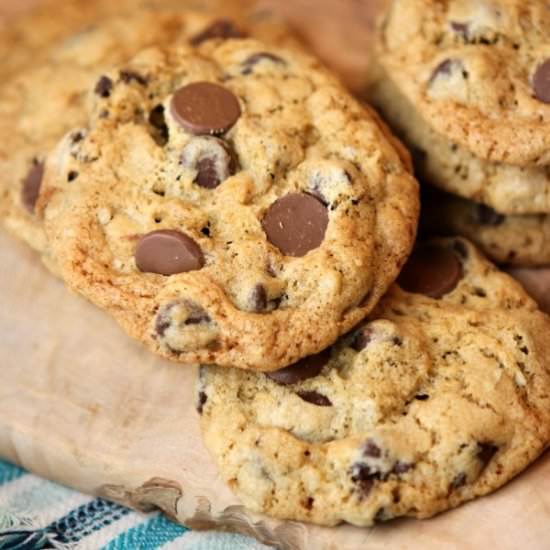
<box><xmin>421</xmin><ymin>189</ymin><xmax>550</xmax><ymax>267</ymax></box>
<box><xmin>41</xmin><ymin>40</ymin><xmax>419</xmax><ymax>371</ymax></box>
<box><xmin>369</xmin><ymin>69</ymin><xmax>550</xmax><ymax>215</ymax></box>
<box><xmin>198</xmin><ymin>238</ymin><xmax>550</xmax><ymax>526</ymax></box>
<box><xmin>0</xmin><ymin>3</ymin><xmax>298</xmax><ymax>272</ymax></box>
<box><xmin>372</xmin><ymin>0</ymin><xmax>550</xmax><ymax>215</ymax></box>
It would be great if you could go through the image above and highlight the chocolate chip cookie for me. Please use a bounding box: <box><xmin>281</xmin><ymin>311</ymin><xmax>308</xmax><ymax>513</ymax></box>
<box><xmin>198</xmin><ymin>238</ymin><xmax>550</xmax><ymax>526</ymax></box>
<box><xmin>372</xmin><ymin>0</ymin><xmax>550</xmax><ymax>214</ymax></box>
<box><xmin>0</xmin><ymin>5</ymin><xmax>298</xmax><ymax>271</ymax></box>
<box><xmin>421</xmin><ymin>189</ymin><xmax>550</xmax><ymax>267</ymax></box>
<box><xmin>41</xmin><ymin>40</ymin><xmax>419</xmax><ymax>371</ymax></box>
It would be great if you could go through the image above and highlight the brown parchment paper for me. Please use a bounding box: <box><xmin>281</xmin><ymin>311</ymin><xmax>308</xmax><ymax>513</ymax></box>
<box><xmin>1</xmin><ymin>1</ymin><xmax>550</xmax><ymax>548</ymax></box>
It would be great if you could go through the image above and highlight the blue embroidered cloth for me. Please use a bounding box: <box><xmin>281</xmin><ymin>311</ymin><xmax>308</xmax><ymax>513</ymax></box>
<box><xmin>0</xmin><ymin>459</ymin><xmax>271</xmax><ymax>549</ymax></box>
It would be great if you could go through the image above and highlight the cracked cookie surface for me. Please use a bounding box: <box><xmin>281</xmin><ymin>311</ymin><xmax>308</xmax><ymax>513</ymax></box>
<box><xmin>373</xmin><ymin>0</ymin><xmax>550</xmax><ymax>214</ymax></box>
<box><xmin>0</xmin><ymin>4</ymin><xmax>297</xmax><ymax>272</ymax></box>
<box><xmin>41</xmin><ymin>40</ymin><xmax>419</xmax><ymax>371</ymax></box>
<box><xmin>198</xmin><ymin>238</ymin><xmax>550</xmax><ymax>526</ymax></box>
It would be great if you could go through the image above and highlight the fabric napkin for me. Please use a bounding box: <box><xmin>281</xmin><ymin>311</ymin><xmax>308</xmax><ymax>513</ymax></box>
<box><xmin>0</xmin><ymin>460</ymin><xmax>271</xmax><ymax>549</ymax></box>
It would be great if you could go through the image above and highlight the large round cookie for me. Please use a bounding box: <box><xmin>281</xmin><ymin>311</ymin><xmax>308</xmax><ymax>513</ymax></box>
<box><xmin>198</xmin><ymin>238</ymin><xmax>550</xmax><ymax>526</ymax></box>
<box><xmin>377</xmin><ymin>0</ymin><xmax>550</xmax><ymax>168</ymax></box>
<box><xmin>0</xmin><ymin>4</ymin><xmax>297</xmax><ymax>272</ymax></box>
<box><xmin>369</xmin><ymin>67</ymin><xmax>550</xmax><ymax>215</ymax></box>
<box><xmin>421</xmin><ymin>189</ymin><xmax>550</xmax><ymax>267</ymax></box>
<box><xmin>41</xmin><ymin>40</ymin><xmax>419</xmax><ymax>371</ymax></box>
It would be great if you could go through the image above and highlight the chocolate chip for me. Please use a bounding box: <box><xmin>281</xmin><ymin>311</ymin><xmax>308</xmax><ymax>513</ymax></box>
<box><xmin>149</xmin><ymin>105</ymin><xmax>169</xmax><ymax>144</ymax></box>
<box><xmin>170</xmin><ymin>82</ymin><xmax>241</xmax><ymax>136</ymax></box>
<box><xmin>429</xmin><ymin>58</ymin><xmax>464</xmax><ymax>84</ymax></box>
<box><xmin>95</xmin><ymin>76</ymin><xmax>113</xmax><ymax>98</ymax></box>
<box><xmin>350</xmin><ymin>464</ymin><xmax>379</xmax><ymax>497</ymax></box>
<box><xmin>262</xmin><ymin>193</ymin><xmax>328</xmax><ymax>257</ymax></box>
<box><xmin>476</xmin><ymin>203</ymin><xmax>505</xmax><ymax>226</ymax></box>
<box><xmin>135</xmin><ymin>230</ymin><xmax>204</xmax><ymax>275</ymax></box>
<box><xmin>185</xmin><ymin>306</ymin><xmax>210</xmax><ymax>325</ymax></box>
<box><xmin>70</xmin><ymin>131</ymin><xmax>84</xmax><ymax>144</ymax></box>
<box><xmin>533</xmin><ymin>59</ymin><xmax>550</xmax><ymax>103</ymax></box>
<box><xmin>362</xmin><ymin>440</ymin><xmax>382</xmax><ymax>458</ymax></box>
<box><xmin>197</xmin><ymin>391</ymin><xmax>208</xmax><ymax>414</ymax></box>
<box><xmin>352</xmin><ymin>327</ymin><xmax>374</xmax><ymax>351</ymax></box>
<box><xmin>398</xmin><ymin>243</ymin><xmax>463</xmax><ymax>298</ymax></box>
<box><xmin>267</xmin><ymin>348</ymin><xmax>331</xmax><ymax>385</ymax></box>
<box><xmin>189</xmin><ymin>19</ymin><xmax>246</xmax><ymax>46</ymax></box>
<box><xmin>241</xmin><ymin>52</ymin><xmax>286</xmax><ymax>75</ymax></box>
<box><xmin>120</xmin><ymin>70</ymin><xmax>147</xmax><ymax>86</ymax></box>
<box><xmin>392</xmin><ymin>461</ymin><xmax>413</xmax><ymax>475</ymax></box>
<box><xmin>477</xmin><ymin>442</ymin><xmax>498</xmax><ymax>470</ymax></box>
<box><xmin>156</xmin><ymin>300</ymin><xmax>210</xmax><ymax>337</ymax></box>
<box><xmin>251</xmin><ymin>284</ymin><xmax>268</xmax><ymax>312</ymax></box>
<box><xmin>297</xmin><ymin>391</ymin><xmax>332</xmax><ymax>407</ymax></box>
<box><xmin>21</xmin><ymin>161</ymin><xmax>44</xmax><ymax>213</ymax></box>
<box><xmin>450</xmin><ymin>21</ymin><xmax>469</xmax><ymax>38</ymax></box>
<box><xmin>449</xmin><ymin>472</ymin><xmax>467</xmax><ymax>492</ymax></box>
<box><xmin>181</xmin><ymin>136</ymin><xmax>237</xmax><ymax>189</ymax></box>
<box><xmin>414</xmin><ymin>394</ymin><xmax>430</xmax><ymax>401</ymax></box>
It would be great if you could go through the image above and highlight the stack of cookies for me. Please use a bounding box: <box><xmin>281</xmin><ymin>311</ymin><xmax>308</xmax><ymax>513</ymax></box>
<box><xmin>1</xmin><ymin>0</ymin><xmax>550</xmax><ymax>531</ymax></box>
<box><xmin>370</xmin><ymin>0</ymin><xmax>550</xmax><ymax>268</ymax></box>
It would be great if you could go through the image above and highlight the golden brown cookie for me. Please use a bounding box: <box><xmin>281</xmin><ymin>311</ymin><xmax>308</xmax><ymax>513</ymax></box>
<box><xmin>199</xmin><ymin>238</ymin><xmax>550</xmax><ymax>526</ymax></box>
<box><xmin>41</xmin><ymin>40</ymin><xmax>419</xmax><ymax>371</ymax></box>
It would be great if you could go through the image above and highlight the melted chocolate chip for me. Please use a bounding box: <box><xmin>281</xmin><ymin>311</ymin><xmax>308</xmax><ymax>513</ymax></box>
<box><xmin>350</xmin><ymin>464</ymin><xmax>379</xmax><ymax>497</ymax></box>
<box><xmin>297</xmin><ymin>391</ymin><xmax>332</xmax><ymax>407</ymax></box>
<box><xmin>251</xmin><ymin>284</ymin><xmax>268</xmax><ymax>312</ymax></box>
<box><xmin>149</xmin><ymin>105</ymin><xmax>169</xmax><ymax>144</ymax></box>
<box><xmin>155</xmin><ymin>300</ymin><xmax>210</xmax><ymax>337</ymax></box>
<box><xmin>392</xmin><ymin>461</ymin><xmax>413</xmax><ymax>475</ymax></box>
<box><xmin>120</xmin><ymin>70</ymin><xmax>147</xmax><ymax>86</ymax></box>
<box><xmin>21</xmin><ymin>161</ymin><xmax>44</xmax><ymax>214</ymax></box>
<box><xmin>352</xmin><ymin>327</ymin><xmax>374</xmax><ymax>351</ymax></box>
<box><xmin>414</xmin><ymin>394</ymin><xmax>430</xmax><ymax>401</ymax></box>
<box><xmin>533</xmin><ymin>59</ymin><xmax>550</xmax><ymax>104</ymax></box>
<box><xmin>477</xmin><ymin>442</ymin><xmax>498</xmax><ymax>470</ymax></box>
<box><xmin>262</xmin><ymin>193</ymin><xmax>329</xmax><ymax>257</ymax></box>
<box><xmin>363</xmin><ymin>440</ymin><xmax>382</xmax><ymax>458</ymax></box>
<box><xmin>171</xmin><ymin>82</ymin><xmax>241</xmax><ymax>136</ymax></box>
<box><xmin>181</xmin><ymin>136</ymin><xmax>237</xmax><ymax>189</ymax></box>
<box><xmin>267</xmin><ymin>348</ymin><xmax>331</xmax><ymax>385</ymax></box>
<box><xmin>429</xmin><ymin>58</ymin><xmax>464</xmax><ymax>84</ymax></box>
<box><xmin>450</xmin><ymin>472</ymin><xmax>467</xmax><ymax>492</ymax></box>
<box><xmin>190</xmin><ymin>19</ymin><xmax>247</xmax><ymax>46</ymax></box>
<box><xmin>475</xmin><ymin>203</ymin><xmax>505</xmax><ymax>226</ymax></box>
<box><xmin>398</xmin><ymin>243</ymin><xmax>463</xmax><ymax>299</ymax></box>
<box><xmin>135</xmin><ymin>230</ymin><xmax>204</xmax><ymax>275</ymax></box>
<box><xmin>197</xmin><ymin>391</ymin><xmax>208</xmax><ymax>414</ymax></box>
<box><xmin>70</xmin><ymin>131</ymin><xmax>84</xmax><ymax>144</ymax></box>
<box><xmin>450</xmin><ymin>21</ymin><xmax>469</xmax><ymax>38</ymax></box>
<box><xmin>241</xmin><ymin>52</ymin><xmax>286</xmax><ymax>75</ymax></box>
<box><xmin>185</xmin><ymin>306</ymin><xmax>211</xmax><ymax>325</ymax></box>
<box><xmin>95</xmin><ymin>75</ymin><xmax>113</xmax><ymax>98</ymax></box>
